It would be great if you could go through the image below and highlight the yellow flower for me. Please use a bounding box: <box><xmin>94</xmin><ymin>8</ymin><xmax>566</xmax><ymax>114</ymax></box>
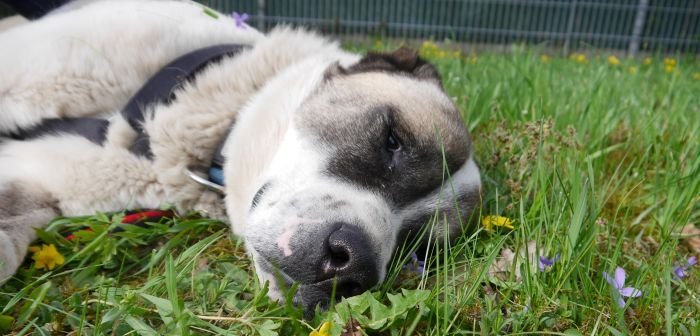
<box><xmin>664</xmin><ymin>64</ymin><xmax>676</xmax><ymax>73</ymax></box>
<box><xmin>628</xmin><ymin>66</ymin><xmax>638</xmax><ymax>75</ymax></box>
<box><xmin>692</xmin><ymin>72</ymin><xmax>700</xmax><ymax>80</ymax></box>
<box><xmin>481</xmin><ymin>215</ymin><xmax>515</xmax><ymax>231</ymax></box>
<box><xmin>540</xmin><ymin>54</ymin><xmax>551</xmax><ymax>63</ymax></box>
<box><xmin>607</xmin><ymin>55</ymin><xmax>620</xmax><ymax>66</ymax></box>
<box><xmin>571</xmin><ymin>53</ymin><xmax>587</xmax><ymax>64</ymax></box>
<box><xmin>643</xmin><ymin>57</ymin><xmax>652</xmax><ymax>65</ymax></box>
<box><xmin>663</xmin><ymin>57</ymin><xmax>676</xmax><ymax>67</ymax></box>
<box><xmin>309</xmin><ymin>321</ymin><xmax>332</xmax><ymax>336</ymax></box>
<box><xmin>29</xmin><ymin>244</ymin><xmax>65</xmax><ymax>270</ymax></box>
<box><xmin>421</xmin><ymin>41</ymin><xmax>437</xmax><ymax>50</ymax></box>
<box><xmin>467</xmin><ymin>55</ymin><xmax>478</xmax><ymax>64</ymax></box>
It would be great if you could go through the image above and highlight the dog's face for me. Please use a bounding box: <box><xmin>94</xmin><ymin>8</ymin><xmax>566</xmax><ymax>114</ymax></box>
<box><xmin>240</xmin><ymin>48</ymin><xmax>481</xmax><ymax>310</ymax></box>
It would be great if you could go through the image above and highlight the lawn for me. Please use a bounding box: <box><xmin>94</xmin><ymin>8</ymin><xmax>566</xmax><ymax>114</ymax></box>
<box><xmin>1</xmin><ymin>42</ymin><xmax>698</xmax><ymax>335</ymax></box>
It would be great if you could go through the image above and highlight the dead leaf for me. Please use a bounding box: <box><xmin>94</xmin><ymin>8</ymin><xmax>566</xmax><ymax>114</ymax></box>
<box><xmin>681</xmin><ymin>224</ymin><xmax>700</xmax><ymax>253</ymax></box>
<box><xmin>341</xmin><ymin>318</ymin><xmax>362</xmax><ymax>336</ymax></box>
<box><xmin>488</xmin><ymin>240</ymin><xmax>539</xmax><ymax>282</ymax></box>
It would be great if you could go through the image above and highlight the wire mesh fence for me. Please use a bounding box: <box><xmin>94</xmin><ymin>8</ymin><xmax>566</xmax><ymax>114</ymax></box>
<box><xmin>200</xmin><ymin>0</ymin><xmax>700</xmax><ymax>55</ymax></box>
<box><xmin>1</xmin><ymin>1</ymin><xmax>698</xmax><ymax>55</ymax></box>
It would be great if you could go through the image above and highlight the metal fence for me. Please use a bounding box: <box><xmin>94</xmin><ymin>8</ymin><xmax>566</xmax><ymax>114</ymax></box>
<box><xmin>2</xmin><ymin>1</ymin><xmax>699</xmax><ymax>55</ymax></box>
<box><xmin>201</xmin><ymin>0</ymin><xmax>700</xmax><ymax>55</ymax></box>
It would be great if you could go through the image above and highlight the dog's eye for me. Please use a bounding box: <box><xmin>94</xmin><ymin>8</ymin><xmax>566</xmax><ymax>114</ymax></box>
<box><xmin>386</xmin><ymin>131</ymin><xmax>402</xmax><ymax>152</ymax></box>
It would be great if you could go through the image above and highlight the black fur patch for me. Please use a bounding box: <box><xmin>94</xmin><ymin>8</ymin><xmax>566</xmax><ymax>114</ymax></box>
<box><xmin>320</xmin><ymin>105</ymin><xmax>467</xmax><ymax>207</ymax></box>
<box><xmin>251</xmin><ymin>182</ymin><xmax>271</xmax><ymax>209</ymax></box>
<box><xmin>10</xmin><ymin>118</ymin><xmax>109</xmax><ymax>145</ymax></box>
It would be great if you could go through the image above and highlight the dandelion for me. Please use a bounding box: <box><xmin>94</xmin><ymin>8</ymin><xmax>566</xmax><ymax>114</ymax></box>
<box><xmin>309</xmin><ymin>321</ymin><xmax>332</xmax><ymax>336</ymax></box>
<box><xmin>663</xmin><ymin>57</ymin><xmax>677</xmax><ymax>73</ymax></box>
<box><xmin>231</xmin><ymin>12</ymin><xmax>249</xmax><ymax>28</ymax></box>
<box><xmin>628</xmin><ymin>66</ymin><xmax>638</xmax><ymax>75</ymax></box>
<box><xmin>603</xmin><ymin>267</ymin><xmax>642</xmax><ymax>308</ymax></box>
<box><xmin>608</xmin><ymin>55</ymin><xmax>620</xmax><ymax>66</ymax></box>
<box><xmin>571</xmin><ymin>53</ymin><xmax>587</xmax><ymax>64</ymax></box>
<box><xmin>421</xmin><ymin>41</ymin><xmax>438</xmax><ymax>51</ymax></box>
<box><xmin>673</xmin><ymin>256</ymin><xmax>697</xmax><ymax>279</ymax></box>
<box><xmin>692</xmin><ymin>72</ymin><xmax>700</xmax><ymax>80</ymax></box>
<box><xmin>540</xmin><ymin>54</ymin><xmax>551</xmax><ymax>63</ymax></box>
<box><xmin>643</xmin><ymin>57</ymin><xmax>652</xmax><ymax>65</ymax></box>
<box><xmin>663</xmin><ymin>57</ymin><xmax>677</xmax><ymax>67</ymax></box>
<box><xmin>482</xmin><ymin>215</ymin><xmax>514</xmax><ymax>231</ymax></box>
<box><xmin>538</xmin><ymin>254</ymin><xmax>560</xmax><ymax>271</ymax></box>
<box><xmin>420</xmin><ymin>41</ymin><xmax>439</xmax><ymax>58</ymax></box>
<box><xmin>467</xmin><ymin>55</ymin><xmax>478</xmax><ymax>64</ymax></box>
<box><xmin>29</xmin><ymin>244</ymin><xmax>65</xmax><ymax>270</ymax></box>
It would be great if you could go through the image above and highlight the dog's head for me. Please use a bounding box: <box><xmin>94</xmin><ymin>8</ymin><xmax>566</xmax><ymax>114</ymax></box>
<box><xmin>225</xmin><ymin>47</ymin><xmax>481</xmax><ymax>311</ymax></box>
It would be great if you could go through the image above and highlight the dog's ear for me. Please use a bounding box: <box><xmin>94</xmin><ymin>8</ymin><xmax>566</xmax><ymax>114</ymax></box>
<box><xmin>323</xmin><ymin>61</ymin><xmax>347</xmax><ymax>81</ymax></box>
<box><xmin>329</xmin><ymin>47</ymin><xmax>443</xmax><ymax>88</ymax></box>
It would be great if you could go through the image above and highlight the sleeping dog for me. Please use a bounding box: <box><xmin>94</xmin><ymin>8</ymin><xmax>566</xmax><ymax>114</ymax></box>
<box><xmin>0</xmin><ymin>0</ymin><xmax>482</xmax><ymax>310</ymax></box>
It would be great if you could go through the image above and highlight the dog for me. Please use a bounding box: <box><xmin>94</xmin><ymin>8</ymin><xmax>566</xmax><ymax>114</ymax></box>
<box><xmin>0</xmin><ymin>0</ymin><xmax>482</xmax><ymax>311</ymax></box>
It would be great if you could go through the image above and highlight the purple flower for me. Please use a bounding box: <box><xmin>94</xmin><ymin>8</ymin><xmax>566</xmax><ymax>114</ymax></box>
<box><xmin>603</xmin><ymin>267</ymin><xmax>642</xmax><ymax>308</ymax></box>
<box><xmin>403</xmin><ymin>252</ymin><xmax>425</xmax><ymax>275</ymax></box>
<box><xmin>232</xmin><ymin>12</ymin><xmax>249</xmax><ymax>28</ymax></box>
<box><xmin>538</xmin><ymin>254</ymin><xmax>560</xmax><ymax>271</ymax></box>
<box><xmin>673</xmin><ymin>256</ymin><xmax>697</xmax><ymax>279</ymax></box>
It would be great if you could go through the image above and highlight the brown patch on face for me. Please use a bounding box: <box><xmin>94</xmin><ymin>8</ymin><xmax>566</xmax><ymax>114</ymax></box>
<box><xmin>324</xmin><ymin>47</ymin><xmax>443</xmax><ymax>88</ymax></box>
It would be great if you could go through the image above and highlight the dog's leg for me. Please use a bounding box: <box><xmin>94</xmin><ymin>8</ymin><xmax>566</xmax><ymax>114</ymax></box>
<box><xmin>0</xmin><ymin>182</ymin><xmax>58</xmax><ymax>283</ymax></box>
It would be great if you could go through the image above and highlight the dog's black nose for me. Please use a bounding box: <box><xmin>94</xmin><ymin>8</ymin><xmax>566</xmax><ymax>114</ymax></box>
<box><xmin>319</xmin><ymin>224</ymin><xmax>379</xmax><ymax>298</ymax></box>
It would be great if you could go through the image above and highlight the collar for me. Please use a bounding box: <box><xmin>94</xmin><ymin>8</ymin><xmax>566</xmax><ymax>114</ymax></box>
<box><xmin>121</xmin><ymin>44</ymin><xmax>249</xmax><ymax>191</ymax></box>
<box><xmin>185</xmin><ymin>126</ymin><xmax>231</xmax><ymax>194</ymax></box>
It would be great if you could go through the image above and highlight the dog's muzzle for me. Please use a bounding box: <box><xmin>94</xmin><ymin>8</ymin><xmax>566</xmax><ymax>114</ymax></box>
<box><xmin>256</xmin><ymin>222</ymin><xmax>379</xmax><ymax>310</ymax></box>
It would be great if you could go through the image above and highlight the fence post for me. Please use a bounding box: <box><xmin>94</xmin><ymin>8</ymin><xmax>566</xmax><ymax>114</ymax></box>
<box><xmin>628</xmin><ymin>0</ymin><xmax>649</xmax><ymax>57</ymax></box>
<box><xmin>257</xmin><ymin>0</ymin><xmax>266</xmax><ymax>31</ymax></box>
<box><xmin>563</xmin><ymin>0</ymin><xmax>578</xmax><ymax>56</ymax></box>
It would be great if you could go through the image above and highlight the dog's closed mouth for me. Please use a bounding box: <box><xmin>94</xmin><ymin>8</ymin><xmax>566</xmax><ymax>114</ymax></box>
<box><xmin>254</xmin><ymin>251</ymin><xmax>372</xmax><ymax>311</ymax></box>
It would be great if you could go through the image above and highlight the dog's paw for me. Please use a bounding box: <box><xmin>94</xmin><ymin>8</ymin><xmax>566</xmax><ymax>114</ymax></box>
<box><xmin>0</xmin><ymin>206</ymin><xmax>58</xmax><ymax>285</ymax></box>
<box><xmin>194</xmin><ymin>191</ymin><xmax>227</xmax><ymax>221</ymax></box>
<box><xmin>0</xmin><ymin>229</ymin><xmax>23</xmax><ymax>284</ymax></box>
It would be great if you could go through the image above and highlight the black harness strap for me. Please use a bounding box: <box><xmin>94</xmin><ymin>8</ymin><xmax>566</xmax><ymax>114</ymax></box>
<box><xmin>123</xmin><ymin>44</ymin><xmax>248</xmax><ymax>158</ymax></box>
<box><xmin>1</xmin><ymin>0</ymin><xmax>71</xmax><ymax>19</ymax></box>
<box><xmin>7</xmin><ymin>44</ymin><xmax>247</xmax><ymax>188</ymax></box>
<box><xmin>10</xmin><ymin>117</ymin><xmax>109</xmax><ymax>144</ymax></box>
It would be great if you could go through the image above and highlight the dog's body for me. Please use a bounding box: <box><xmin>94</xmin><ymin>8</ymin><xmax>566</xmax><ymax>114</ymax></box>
<box><xmin>0</xmin><ymin>0</ymin><xmax>481</xmax><ymax>310</ymax></box>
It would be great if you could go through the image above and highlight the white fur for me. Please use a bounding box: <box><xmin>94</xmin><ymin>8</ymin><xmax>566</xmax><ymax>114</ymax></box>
<box><xmin>0</xmin><ymin>15</ymin><xmax>27</xmax><ymax>33</ymax></box>
<box><xmin>0</xmin><ymin>0</ymin><xmax>481</xmax><ymax>306</ymax></box>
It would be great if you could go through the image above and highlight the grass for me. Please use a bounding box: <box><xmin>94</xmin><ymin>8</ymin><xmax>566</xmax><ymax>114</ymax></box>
<box><xmin>1</xmin><ymin>43</ymin><xmax>699</xmax><ymax>335</ymax></box>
